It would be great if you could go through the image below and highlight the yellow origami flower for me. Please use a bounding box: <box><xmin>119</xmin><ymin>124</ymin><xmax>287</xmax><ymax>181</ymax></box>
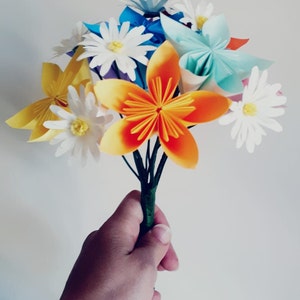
<box><xmin>6</xmin><ymin>47</ymin><xmax>91</xmax><ymax>142</ymax></box>
<box><xmin>94</xmin><ymin>41</ymin><xmax>231</xmax><ymax>168</ymax></box>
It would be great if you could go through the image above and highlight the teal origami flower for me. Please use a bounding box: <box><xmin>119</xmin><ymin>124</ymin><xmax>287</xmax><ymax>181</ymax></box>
<box><xmin>160</xmin><ymin>13</ymin><xmax>272</xmax><ymax>94</ymax></box>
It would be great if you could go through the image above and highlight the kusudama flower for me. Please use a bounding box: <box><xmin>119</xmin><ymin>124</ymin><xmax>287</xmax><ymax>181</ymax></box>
<box><xmin>219</xmin><ymin>66</ymin><xmax>287</xmax><ymax>153</ymax></box>
<box><xmin>77</xmin><ymin>17</ymin><xmax>156</xmax><ymax>81</ymax></box>
<box><xmin>120</xmin><ymin>0</ymin><xmax>168</xmax><ymax>14</ymax></box>
<box><xmin>94</xmin><ymin>41</ymin><xmax>231</xmax><ymax>168</ymax></box>
<box><xmin>43</xmin><ymin>85</ymin><xmax>113</xmax><ymax>165</ymax></box>
<box><xmin>160</xmin><ymin>13</ymin><xmax>272</xmax><ymax>94</ymax></box>
<box><xmin>172</xmin><ymin>0</ymin><xmax>214</xmax><ymax>31</ymax></box>
<box><xmin>53</xmin><ymin>22</ymin><xmax>88</xmax><ymax>57</ymax></box>
<box><xmin>5</xmin><ymin>47</ymin><xmax>91</xmax><ymax>142</ymax></box>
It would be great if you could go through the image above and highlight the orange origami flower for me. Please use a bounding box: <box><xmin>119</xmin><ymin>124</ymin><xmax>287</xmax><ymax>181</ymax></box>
<box><xmin>94</xmin><ymin>41</ymin><xmax>230</xmax><ymax>168</ymax></box>
<box><xmin>6</xmin><ymin>47</ymin><xmax>91</xmax><ymax>142</ymax></box>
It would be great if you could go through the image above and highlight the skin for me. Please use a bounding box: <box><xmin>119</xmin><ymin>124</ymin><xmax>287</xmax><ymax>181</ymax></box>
<box><xmin>60</xmin><ymin>190</ymin><xmax>179</xmax><ymax>300</ymax></box>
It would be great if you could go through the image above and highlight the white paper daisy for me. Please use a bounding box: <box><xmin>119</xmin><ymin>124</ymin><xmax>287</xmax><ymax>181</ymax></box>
<box><xmin>44</xmin><ymin>85</ymin><xmax>113</xmax><ymax>165</ymax></box>
<box><xmin>172</xmin><ymin>0</ymin><xmax>214</xmax><ymax>31</ymax></box>
<box><xmin>77</xmin><ymin>18</ymin><xmax>156</xmax><ymax>81</ymax></box>
<box><xmin>53</xmin><ymin>22</ymin><xmax>88</xmax><ymax>57</ymax></box>
<box><xmin>219</xmin><ymin>66</ymin><xmax>287</xmax><ymax>153</ymax></box>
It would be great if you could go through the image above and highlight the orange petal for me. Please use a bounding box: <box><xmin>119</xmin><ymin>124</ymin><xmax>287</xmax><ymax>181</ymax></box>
<box><xmin>146</xmin><ymin>41</ymin><xmax>180</xmax><ymax>102</ymax></box>
<box><xmin>227</xmin><ymin>37</ymin><xmax>249</xmax><ymax>50</ymax></box>
<box><xmin>100</xmin><ymin>118</ymin><xmax>153</xmax><ymax>155</ymax></box>
<box><xmin>182</xmin><ymin>91</ymin><xmax>231</xmax><ymax>125</ymax></box>
<box><xmin>159</xmin><ymin>124</ymin><xmax>199</xmax><ymax>169</ymax></box>
<box><xmin>94</xmin><ymin>79</ymin><xmax>151</xmax><ymax>113</ymax></box>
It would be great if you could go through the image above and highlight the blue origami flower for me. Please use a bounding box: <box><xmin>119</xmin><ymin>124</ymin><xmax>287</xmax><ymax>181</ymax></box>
<box><xmin>119</xmin><ymin>6</ymin><xmax>165</xmax><ymax>47</ymax></box>
<box><xmin>121</xmin><ymin>0</ymin><xmax>168</xmax><ymax>16</ymax></box>
<box><xmin>160</xmin><ymin>13</ymin><xmax>272</xmax><ymax>94</ymax></box>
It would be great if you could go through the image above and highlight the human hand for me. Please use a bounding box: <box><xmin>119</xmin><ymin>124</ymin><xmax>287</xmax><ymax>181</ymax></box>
<box><xmin>60</xmin><ymin>190</ymin><xmax>179</xmax><ymax>300</ymax></box>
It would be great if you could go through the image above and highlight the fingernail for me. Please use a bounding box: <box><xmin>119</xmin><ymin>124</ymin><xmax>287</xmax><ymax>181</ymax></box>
<box><xmin>152</xmin><ymin>224</ymin><xmax>171</xmax><ymax>245</ymax></box>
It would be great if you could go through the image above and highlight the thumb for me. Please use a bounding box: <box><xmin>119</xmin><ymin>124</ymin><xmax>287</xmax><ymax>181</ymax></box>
<box><xmin>135</xmin><ymin>224</ymin><xmax>172</xmax><ymax>267</ymax></box>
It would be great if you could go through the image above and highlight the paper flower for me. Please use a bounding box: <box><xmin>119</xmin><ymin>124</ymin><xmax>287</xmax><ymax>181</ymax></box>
<box><xmin>5</xmin><ymin>48</ymin><xmax>91</xmax><ymax>141</ymax></box>
<box><xmin>95</xmin><ymin>41</ymin><xmax>230</xmax><ymax>168</ymax></box>
<box><xmin>43</xmin><ymin>85</ymin><xmax>113</xmax><ymax>164</ymax></box>
<box><xmin>77</xmin><ymin>18</ymin><xmax>156</xmax><ymax>81</ymax></box>
<box><xmin>119</xmin><ymin>6</ymin><xmax>166</xmax><ymax>47</ymax></box>
<box><xmin>5</xmin><ymin>0</ymin><xmax>287</xmax><ymax>234</ymax></box>
<box><xmin>160</xmin><ymin>13</ymin><xmax>272</xmax><ymax>94</ymax></box>
<box><xmin>53</xmin><ymin>22</ymin><xmax>88</xmax><ymax>57</ymax></box>
<box><xmin>120</xmin><ymin>0</ymin><xmax>168</xmax><ymax>14</ymax></box>
<box><xmin>172</xmin><ymin>0</ymin><xmax>214</xmax><ymax>31</ymax></box>
<box><xmin>219</xmin><ymin>66</ymin><xmax>286</xmax><ymax>153</ymax></box>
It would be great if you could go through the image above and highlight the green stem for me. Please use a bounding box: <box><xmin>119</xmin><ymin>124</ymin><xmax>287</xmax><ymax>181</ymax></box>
<box><xmin>148</xmin><ymin>138</ymin><xmax>161</xmax><ymax>186</ymax></box>
<box><xmin>128</xmin><ymin>140</ymin><xmax>168</xmax><ymax>237</ymax></box>
<box><xmin>139</xmin><ymin>183</ymin><xmax>157</xmax><ymax>236</ymax></box>
<box><xmin>121</xmin><ymin>155</ymin><xmax>140</xmax><ymax>180</ymax></box>
<box><xmin>154</xmin><ymin>153</ymin><xmax>168</xmax><ymax>186</ymax></box>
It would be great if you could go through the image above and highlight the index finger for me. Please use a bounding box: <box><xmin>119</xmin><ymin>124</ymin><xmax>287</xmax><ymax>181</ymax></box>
<box><xmin>154</xmin><ymin>205</ymin><xmax>179</xmax><ymax>271</ymax></box>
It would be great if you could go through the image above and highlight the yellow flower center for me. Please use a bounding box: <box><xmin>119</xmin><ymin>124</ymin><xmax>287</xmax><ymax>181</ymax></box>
<box><xmin>70</xmin><ymin>118</ymin><xmax>89</xmax><ymax>136</ymax></box>
<box><xmin>196</xmin><ymin>16</ymin><xmax>208</xmax><ymax>30</ymax></box>
<box><xmin>107</xmin><ymin>41</ymin><xmax>123</xmax><ymax>53</ymax></box>
<box><xmin>243</xmin><ymin>103</ymin><xmax>257</xmax><ymax>116</ymax></box>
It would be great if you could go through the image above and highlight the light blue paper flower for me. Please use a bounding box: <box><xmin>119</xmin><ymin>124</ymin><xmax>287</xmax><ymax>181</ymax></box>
<box><xmin>121</xmin><ymin>0</ymin><xmax>168</xmax><ymax>15</ymax></box>
<box><xmin>160</xmin><ymin>13</ymin><xmax>272</xmax><ymax>94</ymax></box>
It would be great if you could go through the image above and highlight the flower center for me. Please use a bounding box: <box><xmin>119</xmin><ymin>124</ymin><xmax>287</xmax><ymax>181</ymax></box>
<box><xmin>156</xmin><ymin>107</ymin><xmax>162</xmax><ymax>114</ymax></box>
<box><xmin>70</xmin><ymin>118</ymin><xmax>89</xmax><ymax>136</ymax></box>
<box><xmin>107</xmin><ymin>40</ymin><xmax>123</xmax><ymax>53</ymax></box>
<box><xmin>196</xmin><ymin>16</ymin><xmax>208</xmax><ymax>30</ymax></box>
<box><xmin>243</xmin><ymin>103</ymin><xmax>257</xmax><ymax>116</ymax></box>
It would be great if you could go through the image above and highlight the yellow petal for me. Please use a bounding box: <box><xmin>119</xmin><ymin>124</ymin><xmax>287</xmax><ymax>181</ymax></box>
<box><xmin>146</xmin><ymin>41</ymin><xmax>180</xmax><ymax>103</ymax></box>
<box><xmin>68</xmin><ymin>46</ymin><xmax>92</xmax><ymax>88</ymax></box>
<box><xmin>29</xmin><ymin>128</ymin><xmax>60</xmax><ymax>142</ymax></box>
<box><xmin>41</xmin><ymin>64</ymin><xmax>62</xmax><ymax>96</ymax></box>
<box><xmin>5</xmin><ymin>98</ymin><xmax>52</xmax><ymax>130</ymax></box>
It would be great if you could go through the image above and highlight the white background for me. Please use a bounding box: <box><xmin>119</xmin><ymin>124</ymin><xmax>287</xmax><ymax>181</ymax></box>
<box><xmin>0</xmin><ymin>0</ymin><xmax>299</xmax><ymax>299</ymax></box>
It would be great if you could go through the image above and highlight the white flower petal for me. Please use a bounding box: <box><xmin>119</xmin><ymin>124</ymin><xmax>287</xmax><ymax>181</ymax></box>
<box><xmin>44</xmin><ymin>120</ymin><xmax>69</xmax><ymax>130</ymax></box>
<box><xmin>219</xmin><ymin>112</ymin><xmax>237</xmax><ymax>125</ymax></box>
<box><xmin>257</xmin><ymin>117</ymin><xmax>283</xmax><ymax>132</ymax></box>
<box><xmin>55</xmin><ymin>137</ymin><xmax>76</xmax><ymax>157</ymax></box>
<box><xmin>49</xmin><ymin>105</ymin><xmax>74</xmax><ymax>121</ymax></box>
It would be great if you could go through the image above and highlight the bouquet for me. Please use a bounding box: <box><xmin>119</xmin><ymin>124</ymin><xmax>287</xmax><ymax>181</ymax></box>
<box><xmin>5</xmin><ymin>0</ymin><xmax>287</xmax><ymax>234</ymax></box>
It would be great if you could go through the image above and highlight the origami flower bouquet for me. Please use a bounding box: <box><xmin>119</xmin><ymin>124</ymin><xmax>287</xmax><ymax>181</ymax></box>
<box><xmin>6</xmin><ymin>0</ymin><xmax>287</xmax><ymax>233</ymax></box>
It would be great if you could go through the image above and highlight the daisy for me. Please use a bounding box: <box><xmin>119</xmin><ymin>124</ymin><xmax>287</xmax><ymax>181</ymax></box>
<box><xmin>77</xmin><ymin>18</ymin><xmax>156</xmax><ymax>81</ymax></box>
<box><xmin>43</xmin><ymin>85</ymin><xmax>113</xmax><ymax>165</ymax></box>
<box><xmin>172</xmin><ymin>0</ymin><xmax>214</xmax><ymax>31</ymax></box>
<box><xmin>53</xmin><ymin>22</ymin><xmax>88</xmax><ymax>57</ymax></box>
<box><xmin>219</xmin><ymin>66</ymin><xmax>287</xmax><ymax>153</ymax></box>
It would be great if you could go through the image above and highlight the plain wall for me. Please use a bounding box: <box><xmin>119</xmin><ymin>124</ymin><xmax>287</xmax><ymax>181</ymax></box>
<box><xmin>0</xmin><ymin>0</ymin><xmax>299</xmax><ymax>299</ymax></box>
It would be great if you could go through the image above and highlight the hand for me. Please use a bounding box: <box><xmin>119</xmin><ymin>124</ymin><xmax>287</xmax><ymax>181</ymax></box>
<box><xmin>60</xmin><ymin>190</ymin><xmax>179</xmax><ymax>300</ymax></box>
